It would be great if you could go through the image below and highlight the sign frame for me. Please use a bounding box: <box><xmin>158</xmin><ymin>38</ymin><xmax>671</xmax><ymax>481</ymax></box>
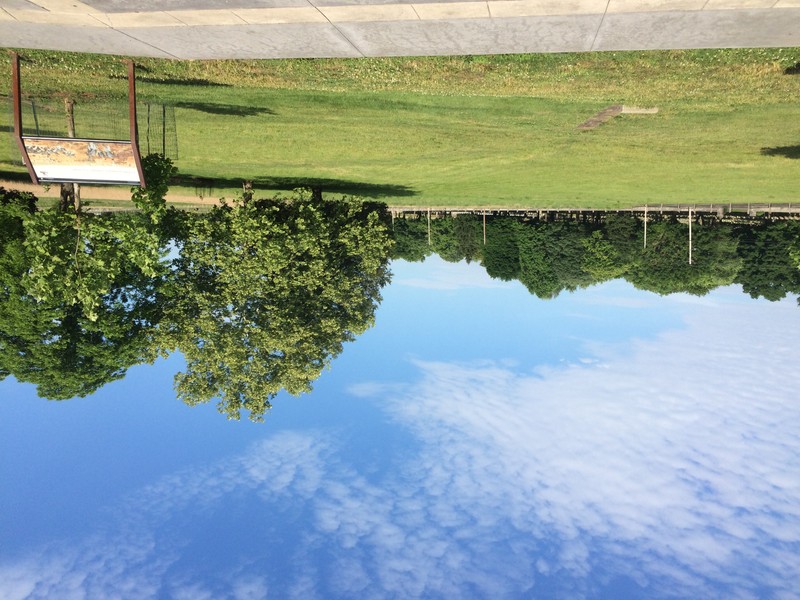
<box><xmin>11</xmin><ymin>52</ymin><xmax>147</xmax><ymax>188</ymax></box>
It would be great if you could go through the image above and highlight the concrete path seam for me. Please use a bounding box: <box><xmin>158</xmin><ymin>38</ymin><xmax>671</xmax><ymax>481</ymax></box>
<box><xmin>590</xmin><ymin>0</ymin><xmax>613</xmax><ymax>50</ymax></box>
<box><xmin>309</xmin><ymin>0</ymin><xmax>368</xmax><ymax>57</ymax></box>
<box><xmin>114</xmin><ymin>27</ymin><xmax>183</xmax><ymax>59</ymax></box>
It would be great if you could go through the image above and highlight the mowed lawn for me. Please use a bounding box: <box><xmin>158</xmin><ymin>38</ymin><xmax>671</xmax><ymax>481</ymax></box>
<box><xmin>1</xmin><ymin>50</ymin><xmax>799</xmax><ymax>207</ymax></box>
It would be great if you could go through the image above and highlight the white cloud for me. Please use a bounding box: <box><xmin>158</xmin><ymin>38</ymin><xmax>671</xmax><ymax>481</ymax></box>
<box><xmin>0</xmin><ymin>433</ymin><xmax>331</xmax><ymax>600</ymax></box>
<box><xmin>365</xmin><ymin>297</ymin><xmax>800</xmax><ymax>598</ymax></box>
<box><xmin>232</xmin><ymin>575</ymin><xmax>268</xmax><ymax>600</ymax></box>
<box><xmin>2</xmin><ymin>293</ymin><xmax>799</xmax><ymax>599</ymax></box>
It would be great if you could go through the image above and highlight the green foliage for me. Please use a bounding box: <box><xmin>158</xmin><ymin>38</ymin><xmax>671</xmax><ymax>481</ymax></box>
<box><xmin>582</xmin><ymin>229</ymin><xmax>626</xmax><ymax>282</ymax></box>
<box><xmin>2</xmin><ymin>185</ymin><xmax>393</xmax><ymax>418</ymax></box>
<box><xmin>430</xmin><ymin>218</ymin><xmax>461</xmax><ymax>263</ymax></box>
<box><xmin>735</xmin><ymin>221</ymin><xmax>800</xmax><ymax>301</ymax></box>
<box><xmin>0</xmin><ymin>205</ymin><xmax>163</xmax><ymax>399</ymax></box>
<box><xmin>391</xmin><ymin>217</ymin><xmax>431</xmax><ymax>262</ymax></box>
<box><xmin>627</xmin><ymin>219</ymin><xmax>740</xmax><ymax>296</ymax></box>
<box><xmin>0</xmin><ymin>301</ymin><xmax>159</xmax><ymax>400</ymax></box>
<box><xmin>452</xmin><ymin>215</ymin><xmax>484</xmax><ymax>263</ymax></box>
<box><xmin>405</xmin><ymin>212</ymin><xmax>796</xmax><ymax>301</ymax></box>
<box><xmin>23</xmin><ymin>211</ymin><xmax>166</xmax><ymax>322</ymax></box>
<box><xmin>0</xmin><ymin>191</ymin><xmax>35</xmax><ymax>295</ymax></box>
<box><xmin>605</xmin><ymin>214</ymin><xmax>643</xmax><ymax>265</ymax></box>
<box><xmin>791</xmin><ymin>239</ymin><xmax>800</xmax><ymax>278</ymax></box>
<box><xmin>517</xmin><ymin>221</ymin><xmax>594</xmax><ymax>299</ymax></box>
<box><xmin>0</xmin><ymin>187</ymin><xmax>38</xmax><ymax>213</ymax></box>
<box><xmin>4</xmin><ymin>182</ymin><xmax>800</xmax><ymax>412</ymax></box>
<box><xmin>430</xmin><ymin>215</ymin><xmax>484</xmax><ymax>264</ymax></box>
<box><xmin>131</xmin><ymin>154</ymin><xmax>177</xmax><ymax>223</ymax></box>
<box><xmin>161</xmin><ymin>194</ymin><xmax>393</xmax><ymax>421</ymax></box>
<box><xmin>482</xmin><ymin>218</ymin><xmax>521</xmax><ymax>281</ymax></box>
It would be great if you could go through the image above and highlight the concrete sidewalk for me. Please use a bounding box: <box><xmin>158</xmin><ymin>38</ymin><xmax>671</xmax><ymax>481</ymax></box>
<box><xmin>1</xmin><ymin>0</ymin><xmax>798</xmax><ymax>59</ymax></box>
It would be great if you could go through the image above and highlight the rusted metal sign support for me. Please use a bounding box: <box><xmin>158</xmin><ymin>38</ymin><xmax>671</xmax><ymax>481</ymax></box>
<box><xmin>128</xmin><ymin>60</ymin><xmax>146</xmax><ymax>188</ymax></box>
<box><xmin>11</xmin><ymin>52</ymin><xmax>39</xmax><ymax>185</ymax></box>
<box><xmin>12</xmin><ymin>53</ymin><xmax>145</xmax><ymax>187</ymax></box>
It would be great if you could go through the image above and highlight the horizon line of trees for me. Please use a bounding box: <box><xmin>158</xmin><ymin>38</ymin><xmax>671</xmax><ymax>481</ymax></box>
<box><xmin>391</xmin><ymin>212</ymin><xmax>800</xmax><ymax>302</ymax></box>
<box><xmin>4</xmin><ymin>165</ymin><xmax>800</xmax><ymax>416</ymax></box>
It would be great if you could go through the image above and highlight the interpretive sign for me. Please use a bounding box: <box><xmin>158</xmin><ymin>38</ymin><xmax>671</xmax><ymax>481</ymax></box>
<box><xmin>22</xmin><ymin>138</ymin><xmax>141</xmax><ymax>185</ymax></box>
<box><xmin>11</xmin><ymin>52</ymin><xmax>145</xmax><ymax>187</ymax></box>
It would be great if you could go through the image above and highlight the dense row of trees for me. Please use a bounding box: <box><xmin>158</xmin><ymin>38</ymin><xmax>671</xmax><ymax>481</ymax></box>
<box><xmin>391</xmin><ymin>213</ymin><xmax>800</xmax><ymax>301</ymax></box>
<box><xmin>0</xmin><ymin>165</ymin><xmax>393</xmax><ymax>421</ymax></box>
<box><xmin>4</xmin><ymin>169</ymin><xmax>799</xmax><ymax>417</ymax></box>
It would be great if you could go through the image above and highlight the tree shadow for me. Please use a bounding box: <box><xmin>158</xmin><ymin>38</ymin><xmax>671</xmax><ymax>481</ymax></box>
<box><xmin>0</xmin><ymin>169</ymin><xmax>31</xmax><ymax>184</ymax></box>
<box><xmin>761</xmin><ymin>146</ymin><xmax>800</xmax><ymax>159</ymax></box>
<box><xmin>173</xmin><ymin>101</ymin><xmax>274</xmax><ymax>117</ymax></box>
<box><xmin>109</xmin><ymin>75</ymin><xmax>231</xmax><ymax>87</ymax></box>
<box><xmin>784</xmin><ymin>63</ymin><xmax>800</xmax><ymax>75</ymax></box>
<box><xmin>172</xmin><ymin>174</ymin><xmax>417</xmax><ymax>199</ymax></box>
<box><xmin>1</xmin><ymin>122</ymin><xmax>65</xmax><ymax>138</ymax></box>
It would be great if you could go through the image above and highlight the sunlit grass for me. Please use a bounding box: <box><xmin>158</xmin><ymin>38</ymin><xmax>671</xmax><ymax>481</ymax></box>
<box><xmin>2</xmin><ymin>48</ymin><xmax>799</xmax><ymax>206</ymax></box>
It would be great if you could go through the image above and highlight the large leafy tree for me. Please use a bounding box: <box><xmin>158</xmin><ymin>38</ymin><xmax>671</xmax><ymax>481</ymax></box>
<box><xmin>482</xmin><ymin>217</ymin><xmax>522</xmax><ymax>281</ymax></box>
<box><xmin>627</xmin><ymin>218</ymin><xmax>740</xmax><ymax>296</ymax></box>
<box><xmin>582</xmin><ymin>229</ymin><xmax>627</xmax><ymax>283</ymax></box>
<box><xmin>23</xmin><ymin>210</ymin><xmax>166</xmax><ymax>322</ymax></box>
<box><xmin>604</xmin><ymin>213</ymin><xmax>643</xmax><ymax>267</ymax></box>
<box><xmin>131</xmin><ymin>154</ymin><xmax>178</xmax><ymax>225</ymax></box>
<box><xmin>734</xmin><ymin>221</ymin><xmax>800</xmax><ymax>301</ymax></box>
<box><xmin>161</xmin><ymin>192</ymin><xmax>393</xmax><ymax>421</ymax></box>
<box><xmin>517</xmin><ymin>221</ymin><xmax>594</xmax><ymax>299</ymax></box>
<box><xmin>1</xmin><ymin>300</ymin><xmax>160</xmax><ymax>400</ymax></box>
<box><xmin>432</xmin><ymin>214</ymin><xmax>483</xmax><ymax>264</ymax></box>
<box><xmin>452</xmin><ymin>214</ymin><xmax>484</xmax><ymax>264</ymax></box>
<box><xmin>391</xmin><ymin>216</ymin><xmax>431</xmax><ymax>263</ymax></box>
<box><xmin>0</xmin><ymin>209</ymin><xmax>166</xmax><ymax>399</ymax></box>
<box><xmin>0</xmin><ymin>189</ymin><xmax>37</xmax><ymax>386</ymax></box>
<box><xmin>0</xmin><ymin>158</ymin><xmax>175</xmax><ymax>400</ymax></box>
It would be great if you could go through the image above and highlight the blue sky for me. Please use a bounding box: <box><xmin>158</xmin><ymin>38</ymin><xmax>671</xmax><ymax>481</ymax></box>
<box><xmin>1</xmin><ymin>256</ymin><xmax>799</xmax><ymax>599</ymax></box>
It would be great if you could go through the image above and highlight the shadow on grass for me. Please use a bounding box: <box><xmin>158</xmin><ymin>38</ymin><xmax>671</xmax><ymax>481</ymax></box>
<box><xmin>0</xmin><ymin>167</ymin><xmax>417</xmax><ymax>200</ymax></box>
<box><xmin>173</xmin><ymin>174</ymin><xmax>417</xmax><ymax>199</ymax></box>
<box><xmin>761</xmin><ymin>146</ymin><xmax>800</xmax><ymax>159</ymax></box>
<box><xmin>1</xmin><ymin>123</ymin><xmax>66</xmax><ymax>138</ymax></box>
<box><xmin>109</xmin><ymin>74</ymin><xmax>231</xmax><ymax>87</ymax></box>
<box><xmin>0</xmin><ymin>170</ymin><xmax>32</xmax><ymax>184</ymax></box>
<box><xmin>174</xmin><ymin>101</ymin><xmax>274</xmax><ymax>117</ymax></box>
<box><xmin>784</xmin><ymin>63</ymin><xmax>800</xmax><ymax>75</ymax></box>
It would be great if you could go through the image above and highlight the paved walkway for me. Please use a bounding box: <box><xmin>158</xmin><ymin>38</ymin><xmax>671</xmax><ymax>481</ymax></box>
<box><xmin>2</xmin><ymin>0</ymin><xmax>799</xmax><ymax>58</ymax></box>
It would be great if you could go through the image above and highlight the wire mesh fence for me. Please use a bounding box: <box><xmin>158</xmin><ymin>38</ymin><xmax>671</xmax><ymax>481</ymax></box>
<box><xmin>138</xmin><ymin>102</ymin><xmax>178</xmax><ymax>159</ymax></box>
<box><xmin>4</xmin><ymin>95</ymin><xmax>178</xmax><ymax>167</ymax></box>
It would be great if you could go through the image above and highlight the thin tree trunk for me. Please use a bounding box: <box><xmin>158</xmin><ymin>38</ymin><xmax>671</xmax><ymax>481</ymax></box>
<box><xmin>242</xmin><ymin>180</ymin><xmax>253</xmax><ymax>204</ymax></box>
<box><xmin>59</xmin><ymin>182</ymin><xmax>74</xmax><ymax>211</ymax></box>
<box><xmin>63</xmin><ymin>98</ymin><xmax>80</xmax><ymax>211</ymax></box>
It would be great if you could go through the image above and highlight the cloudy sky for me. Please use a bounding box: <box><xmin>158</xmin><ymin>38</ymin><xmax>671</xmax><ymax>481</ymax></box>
<box><xmin>1</xmin><ymin>256</ymin><xmax>799</xmax><ymax>599</ymax></box>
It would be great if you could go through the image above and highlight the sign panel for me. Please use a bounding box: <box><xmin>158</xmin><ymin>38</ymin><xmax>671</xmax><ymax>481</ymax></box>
<box><xmin>22</xmin><ymin>138</ymin><xmax>142</xmax><ymax>185</ymax></box>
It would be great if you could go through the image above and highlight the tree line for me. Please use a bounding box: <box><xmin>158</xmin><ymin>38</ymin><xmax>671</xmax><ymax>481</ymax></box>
<box><xmin>4</xmin><ymin>164</ymin><xmax>799</xmax><ymax>417</ymax></box>
<box><xmin>391</xmin><ymin>213</ymin><xmax>800</xmax><ymax>301</ymax></box>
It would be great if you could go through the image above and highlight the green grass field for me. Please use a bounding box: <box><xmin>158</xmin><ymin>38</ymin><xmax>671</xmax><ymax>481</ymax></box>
<box><xmin>2</xmin><ymin>49</ymin><xmax>799</xmax><ymax>207</ymax></box>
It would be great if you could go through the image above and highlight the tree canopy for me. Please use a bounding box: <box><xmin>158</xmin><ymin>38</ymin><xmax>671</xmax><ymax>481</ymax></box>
<box><xmin>6</xmin><ymin>190</ymin><xmax>799</xmax><ymax>417</ymax></box>
<box><xmin>734</xmin><ymin>221</ymin><xmax>800</xmax><ymax>301</ymax></box>
<box><xmin>392</xmin><ymin>212</ymin><xmax>798</xmax><ymax>300</ymax></box>
<box><xmin>0</xmin><ymin>163</ymin><xmax>172</xmax><ymax>399</ymax></box>
<box><xmin>160</xmin><ymin>192</ymin><xmax>393</xmax><ymax>421</ymax></box>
